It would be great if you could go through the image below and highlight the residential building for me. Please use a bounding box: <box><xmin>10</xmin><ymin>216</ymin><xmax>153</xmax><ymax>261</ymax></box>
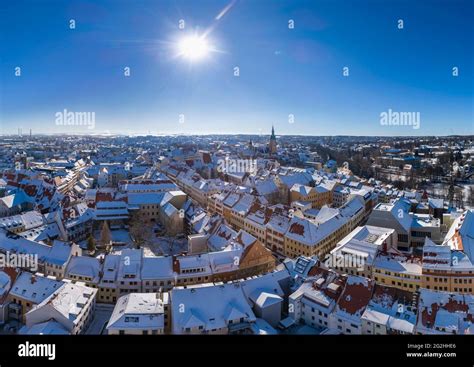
<box><xmin>107</xmin><ymin>292</ymin><xmax>168</xmax><ymax>335</ymax></box>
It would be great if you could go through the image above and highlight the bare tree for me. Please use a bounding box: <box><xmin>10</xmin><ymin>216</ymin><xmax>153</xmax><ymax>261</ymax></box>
<box><xmin>99</xmin><ymin>221</ymin><xmax>112</xmax><ymax>248</ymax></box>
<box><xmin>129</xmin><ymin>212</ymin><xmax>154</xmax><ymax>249</ymax></box>
<box><xmin>87</xmin><ymin>234</ymin><xmax>96</xmax><ymax>254</ymax></box>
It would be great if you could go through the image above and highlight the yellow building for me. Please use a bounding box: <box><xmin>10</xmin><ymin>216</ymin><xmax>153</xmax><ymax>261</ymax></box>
<box><xmin>372</xmin><ymin>252</ymin><xmax>422</xmax><ymax>292</ymax></box>
<box><xmin>284</xmin><ymin>215</ymin><xmax>352</xmax><ymax>258</ymax></box>
<box><xmin>421</xmin><ymin>212</ymin><xmax>474</xmax><ymax>294</ymax></box>
<box><xmin>290</xmin><ymin>184</ymin><xmax>332</xmax><ymax>209</ymax></box>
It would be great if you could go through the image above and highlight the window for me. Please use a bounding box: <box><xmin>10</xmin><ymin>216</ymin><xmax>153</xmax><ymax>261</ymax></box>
<box><xmin>398</xmin><ymin>234</ymin><xmax>408</xmax><ymax>243</ymax></box>
<box><xmin>125</xmin><ymin>316</ymin><xmax>139</xmax><ymax>323</ymax></box>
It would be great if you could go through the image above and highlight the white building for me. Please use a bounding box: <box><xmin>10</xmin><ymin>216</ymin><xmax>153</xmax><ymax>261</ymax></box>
<box><xmin>289</xmin><ymin>267</ymin><xmax>346</xmax><ymax>330</ymax></box>
<box><xmin>8</xmin><ymin>272</ymin><xmax>64</xmax><ymax>321</ymax></box>
<box><xmin>65</xmin><ymin>255</ymin><xmax>102</xmax><ymax>287</ymax></box>
<box><xmin>240</xmin><ymin>268</ymin><xmax>290</xmax><ymax>327</ymax></box>
<box><xmin>361</xmin><ymin>285</ymin><xmax>417</xmax><ymax>335</ymax></box>
<box><xmin>23</xmin><ymin>281</ymin><xmax>97</xmax><ymax>334</ymax></box>
<box><xmin>116</xmin><ymin>248</ymin><xmax>142</xmax><ymax>296</ymax></box>
<box><xmin>328</xmin><ymin>225</ymin><xmax>396</xmax><ymax>277</ymax></box>
<box><xmin>328</xmin><ymin>275</ymin><xmax>374</xmax><ymax>334</ymax></box>
<box><xmin>171</xmin><ymin>282</ymin><xmax>256</xmax><ymax>334</ymax></box>
<box><xmin>107</xmin><ymin>293</ymin><xmax>167</xmax><ymax>335</ymax></box>
<box><xmin>367</xmin><ymin>199</ymin><xmax>440</xmax><ymax>252</ymax></box>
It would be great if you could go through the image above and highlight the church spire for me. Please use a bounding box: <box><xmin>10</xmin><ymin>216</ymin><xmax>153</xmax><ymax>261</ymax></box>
<box><xmin>269</xmin><ymin>125</ymin><xmax>277</xmax><ymax>155</ymax></box>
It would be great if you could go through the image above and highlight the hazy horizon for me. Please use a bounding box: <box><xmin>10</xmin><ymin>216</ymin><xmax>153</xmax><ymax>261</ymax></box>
<box><xmin>2</xmin><ymin>131</ymin><xmax>473</xmax><ymax>139</ymax></box>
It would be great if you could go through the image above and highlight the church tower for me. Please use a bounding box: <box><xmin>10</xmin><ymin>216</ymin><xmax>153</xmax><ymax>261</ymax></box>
<box><xmin>269</xmin><ymin>125</ymin><xmax>277</xmax><ymax>155</ymax></box>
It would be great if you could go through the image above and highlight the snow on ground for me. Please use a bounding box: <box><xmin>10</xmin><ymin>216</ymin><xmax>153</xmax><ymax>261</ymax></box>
<box><xmin>143</xmin><ymin>237</ymin><xmax>188</xmax><ymax>256</ymax></box>
<box><xmin>79</xmin><ymin>229</ymin><xmax>134</xmax><ymax>250</ymax></box>
<box><xmin>85</xmin><ymin>303</ymin><xmax>114</xmax><ymax>335</ymax></box>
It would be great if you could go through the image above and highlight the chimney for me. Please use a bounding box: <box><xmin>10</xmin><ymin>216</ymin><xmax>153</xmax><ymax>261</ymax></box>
<box><xmin>172</xmin><ymin>256</ymin><xmax>180</xmax><ymax>274</ymax></box>
<box><xmin>30</xmin><ymin>275</ymin><xmax>37</xmax><ymax>284</ymax></box>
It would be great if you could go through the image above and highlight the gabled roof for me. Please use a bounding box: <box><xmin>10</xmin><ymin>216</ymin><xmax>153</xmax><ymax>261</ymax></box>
<box><xmin>45</xmin><ymin>240</ymin><xmax>72</xmax><ymax>266</ymax></box>
<box><xmin>254</xmin><ymin>291</ymin><xmax>283</xmax><ymax>308</ymax></box>
<box><xmin>19</xmin><ymin>320</ymin><xmax>69</xmax><ymax>335</ymax></box>
<box><xmin>334</xmin><ymin>275</ymin><xmax>374</xmax><ymax>323</ymax></box>
<box><xmin>182</xmin><ymin>310</ymin><xmax>206</xmax><ymax>329</ymax></box>
<box><xmin>66</xmin><ymin>256</ymin><xmax>101</xmax><ymax>281</ymax></box>
<box><xmin>107</xmin><ymin>293</ymin><xmax>164</xmax><ymax>330</ymax></box>
<box><xmin>10</xmin><ymin>272</ymin><xmax>63</xmax><ymax>304</ymax></box>
<box><xmin>171</xmin><ymin>283</ymin><xmax>256</xmax><ymax>333</ymax></box>
<box><xmin>290</xmin><ymin>184</ymin><xmax>314</xmax><ymax>196</ymax></box>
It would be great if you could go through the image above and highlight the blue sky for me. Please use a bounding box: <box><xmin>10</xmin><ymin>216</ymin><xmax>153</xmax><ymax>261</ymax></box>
<box><xmin>1</xmin><ymin>0</ymin><xmax>473</xmax><ymax>136</ymax></box>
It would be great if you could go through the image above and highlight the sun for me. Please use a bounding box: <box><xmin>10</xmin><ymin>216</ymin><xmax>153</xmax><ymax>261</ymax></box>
<box><xmin>177</xmin><ymin>35</ymin><xmax>210</xmax><ymax>61</ymax></box>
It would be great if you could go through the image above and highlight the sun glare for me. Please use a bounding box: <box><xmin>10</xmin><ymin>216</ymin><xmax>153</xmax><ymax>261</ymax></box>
<box><xmin>177</xmin><ymin>35</ymin><xmax>210</xmax><ymax>61</ymax></box>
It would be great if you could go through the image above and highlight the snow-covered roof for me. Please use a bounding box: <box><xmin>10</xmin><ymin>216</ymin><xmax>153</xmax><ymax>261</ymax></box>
<box><xmin>417</xmin><ymin>288</ymin><xmax>474</xmax><ymax>334</ymax></box>
<box><xmin>240</xmin><ymin>268</ymin><xmax>290</xmax><ymax>305</ymax></box>
<box><xmin>107</xmin><ymin>293</ymin><xmax>164</xmax><ymax>331</ymax></box>
<box><xmin>250</xmin><ymin>318</ymin><xmax>278</xmax><ymax>335</ymax></box>
<box><xmin>127</xmin><ymin>192</ymin><xmax>165</xmax><ymax>206</ymax></box>
<box><xmin>171</xmin><ymin>282</ymin><xmax>256</xmax><ymax>333</ymax></box>
<box><xmin>208</xmin><ymin>223</ymin><xmax>237</xmax><ymax>252</ymax></box>
<box><xmin>10</xmin><ymin>272</ymin><xmax>63</xmax><ymax>304</ymax></box>
<box><xmin>374</xmin><ymin>251</ymin><xmax>422</xmax><ymax>276</ymax></box>
<box><xmin>117</xmin><ymin>249</ymin><xmax>142</xmax><ymax>281</ymax></box>
<box><xmin>333</xmin><ymin>275</ymin><xmax>374</xmax><ymax>324</ymax></box>
<box><xmin>286</xmin><ymin>214</ymin><xmax>348</xmax><ymax>247</ymax></box>
<box><xmin>254</xmin><ymin>292</ymin><xmax>283</xmax><ymax>308</ymax></box>
<box><xmin>371</xmin><ymin>199</ymin><xmax>413</xmax><ymax>232</ymax></box>
<box><xmin>232</xmin><ymin>194</ymin><xmax>254</xmax><ymax>215</ymax></box>
<box><xmin>254</xmin><ymin>180</ymin><xmax>278</xmax><ymax>196</ymax></box>
<box><xmin>0</xmin><ymin>229</ymin><xmax>53</xmax><ymax>263</ymax></box>
<box><xmin>231</xmin><ymin>230</ymin><xmax>257</xmax><ymax>249</ymax></box>
<box><xmin>290</xmin><ymin>184</ymin><xmax>314</xmax><ymax>196</ymax></box>
<box><xmin>45</xmin><ymin>240</ymin><xmax>72</xmax><ymax>266</ymax></box>
<box><xmin>66</xmin><ymin>256</ymin><xmax>102</xmax><ymax>282</ymax></box>
<box><xmin>290</xmin><ymin>267</ymin><xmax>346</xmax><ymax>312</ymax></box>
<box><xmin>19</xmin><ymin>320</ymin><xmax>69</xmax><ymax>335</ymax></box>
<box><xmin>361</xmin><ymin>285</ymin><xmax>416</xmax><ymax>334</ymax></box>
<box><xmin>30</xmin><ymin>282</ymin><xmax>96</xmax><ymax>325</ymax></box>
<box><xmin>443</xmin><ymin>210</ymin><xmax>474</xmax><ymax>263</ymax></box>
<box><xmin>0</xmin><ymin>211</ymin><xmax>44</xmax><ymax>231</ymax></box>
<box><xmin>141</xmin><ymin>256</ymin><xmax>174</xmax><ymax>280</ymax></box>
<box><xmin>422</xmin><ymin>237</ymin><xmax>452</xmax><ymax>270</ymax></box>
<box><xmin>100</xmin><ymin>254</ymin><xmax>120</xmax><ymax>285</ymax></box>
<box><xmin>339</xmin><ymin>225</ymin><xmax>395</xmax><ymax>247</ymax></box>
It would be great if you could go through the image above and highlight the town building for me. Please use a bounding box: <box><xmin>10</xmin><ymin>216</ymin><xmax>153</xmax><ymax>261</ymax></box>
<box><xmin>22</xmin><ymin>281</ymin><xmax>97</xmax><ymax>334</ymax></box>
<box><xmin>107</xmin><ymin>292</ymin><xmax>168</xmax><ymax>335</ymax></box>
